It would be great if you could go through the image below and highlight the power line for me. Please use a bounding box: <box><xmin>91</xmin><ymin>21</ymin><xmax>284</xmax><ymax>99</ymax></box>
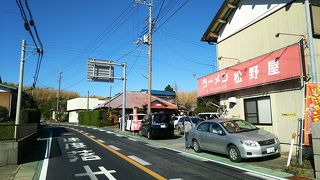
<box><xmin>154</xmin><ymin>0</ymin><xmax>190</xmax><ymax>32</ymax></box>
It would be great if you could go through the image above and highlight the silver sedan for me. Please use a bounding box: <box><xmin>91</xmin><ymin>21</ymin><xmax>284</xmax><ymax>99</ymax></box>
<box><xmin>187</xmin><ymin>119</ymin><xmax>281</xmax><ymax>162</ymax></box>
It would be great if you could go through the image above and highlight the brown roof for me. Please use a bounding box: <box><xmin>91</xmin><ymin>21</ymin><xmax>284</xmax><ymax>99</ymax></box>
<box><xmin>95</xmin><ymin>91</ymin><xmax>177</xmax><ymax>110</ymax></box>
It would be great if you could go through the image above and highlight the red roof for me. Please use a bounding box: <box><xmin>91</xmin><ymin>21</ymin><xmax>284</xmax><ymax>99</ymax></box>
<box><xmin>94</xmin><ymin>91</ymin><xmax>177</xmax><ymax>110</ymax></box>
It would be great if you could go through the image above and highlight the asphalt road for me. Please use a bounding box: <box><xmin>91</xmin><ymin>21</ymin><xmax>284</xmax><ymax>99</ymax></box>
<box><xmin>41</xmin><ymin>124</ymin><xmax>280</xmax><ymax>180</ymax></box>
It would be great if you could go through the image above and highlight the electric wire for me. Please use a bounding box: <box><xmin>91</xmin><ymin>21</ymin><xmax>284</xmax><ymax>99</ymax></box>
<box><xmin>154</xmin><ymin>0</ymin><xmax>190</xmax><ymax>32</ymax></box>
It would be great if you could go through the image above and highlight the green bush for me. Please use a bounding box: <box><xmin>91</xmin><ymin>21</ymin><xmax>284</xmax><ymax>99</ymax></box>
<box><xmin>0</xmin><ymin>106</ymin><xmax>9</xmax><ymax>121</ymax></box>
<box><xmin>21</xmin><ymin>108</ymin><xmax>41</xmax><ymax>124</ymax></box>
<box><xmin>78</xmin><ymin>109</ymin><xmax>112</xmax><ymax>127</ymax></box>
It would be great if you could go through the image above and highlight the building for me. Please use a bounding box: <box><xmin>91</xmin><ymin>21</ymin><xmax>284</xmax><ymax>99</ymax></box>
<box><xmin>67</xmin><ymin>98</ymin><xmax>104</xmax><ymax>123</ymax></box>
<box><xmin>95</xmin><ymin>91</ymin><xmax>177</xmax><ymax>114</ymax></box>
<box><xmin>0</xmin><ymin>84</ymin><xmax>17</xmax><ymax>120</ymax></box>
<box><xmin>199</xmin><ymin>0</ymin><xmax>320</xmax><ymax>152</ymax></box>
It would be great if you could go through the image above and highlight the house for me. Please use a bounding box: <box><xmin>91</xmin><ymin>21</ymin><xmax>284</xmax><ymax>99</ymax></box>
<box><xmin>67</xmin><ymin>98</ymin><xmax>104</xmax><ymax>123</ymax></box>
<box><xmin>0</xmin><ymin>83</ymin><xmax>17</xmax><ymax>120</ymax></box>
<box><xmin>140</xmin><ymin>89</ymin><xmax>176</xmax><ymax>104</ymax></box>
<box><xmin>199</xmin><ymin>0</ymin><xmax>320</xmax><ymax>153</ymax></box>
<box><xmin>95</xmin><ymin>91</ymin><xmax>177</xmax><ymax>114</ymax></box>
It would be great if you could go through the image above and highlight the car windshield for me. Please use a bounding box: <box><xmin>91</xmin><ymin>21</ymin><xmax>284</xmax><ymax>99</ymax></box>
<box><xmin>153</xmin><ymin>114</ymin><xmax>171</xmax><ymax>124</ymax></box>
<box><xmin>220</xmin><ymin>120</ymin><xmax>258</xmax><ymax>133</ymax></box>
<box><xmin>190</xmin><ymin>117</ymin><xmax>204</xmax><ymax>125</ymax></box>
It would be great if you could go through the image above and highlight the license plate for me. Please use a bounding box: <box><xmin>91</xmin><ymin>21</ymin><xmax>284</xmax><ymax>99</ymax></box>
<box><xmin>161</xmin><ymin>124</ymin><xmax>166</xmax><ymax>128</ymax></box>
<box><xmin>267</xmin><ymin>147</ymin><xmax>275</xmax><ymax>153</ymax></box>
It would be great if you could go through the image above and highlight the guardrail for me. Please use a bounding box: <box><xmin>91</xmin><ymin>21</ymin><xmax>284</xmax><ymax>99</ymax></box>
<box><xmin>0</xmin><ymin>123</ymin><xmax>39</xmax><ymax>141</ymax></box>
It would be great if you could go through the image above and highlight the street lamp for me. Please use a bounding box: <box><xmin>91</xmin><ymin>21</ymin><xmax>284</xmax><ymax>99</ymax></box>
<box><xmin>218</xmin><ymin>56</ymin><xmax>240</xmax><ymax>64</ymax></box>
<box><xmin>275</xmin><ymin>33</ymin><xmax>307</xmax><ymax>46</ymax></box>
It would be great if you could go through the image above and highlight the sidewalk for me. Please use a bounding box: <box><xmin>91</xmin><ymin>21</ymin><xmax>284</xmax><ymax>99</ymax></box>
<box><xmin>0</xmin><ymin>161</ymin><xmax>39</xmax><ymax>180</ymax></box>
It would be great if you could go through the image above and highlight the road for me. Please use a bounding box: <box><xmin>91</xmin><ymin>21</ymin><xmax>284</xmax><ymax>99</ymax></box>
<box><xmin>39</xmin><ymin>124</ymin><xmax>281</xmax><ymax>180</ymax></box>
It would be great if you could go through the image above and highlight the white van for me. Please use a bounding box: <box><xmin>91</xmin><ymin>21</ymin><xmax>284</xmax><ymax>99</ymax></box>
<box><xmin>198</xmin><ymin>112</ymin><xmax>221</xmax><ymax>120</ymax></box>
<box><xmin>125</xmin><ymin>114</ymin><xmax>146</xmax><ymax>131</ymax></box>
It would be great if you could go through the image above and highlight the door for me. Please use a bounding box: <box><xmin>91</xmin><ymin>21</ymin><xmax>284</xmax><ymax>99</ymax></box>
<box><xmin>196</xmin><ymin>122</ymin><xmax>210</xmax><ymax>150</ymax></box>
<box><xmin>206</xmin><ymin>122</ymin><xmax>228</xmax><ymax>154</ymax></box>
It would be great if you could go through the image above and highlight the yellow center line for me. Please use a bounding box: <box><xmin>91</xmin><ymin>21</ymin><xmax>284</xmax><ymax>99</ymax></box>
<box><xmin>72</xmin><ymin>128</ymin><xmax>167</xmax><ymax>180</ymax></box>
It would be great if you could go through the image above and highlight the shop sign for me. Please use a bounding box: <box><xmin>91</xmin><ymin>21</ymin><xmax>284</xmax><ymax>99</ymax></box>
<box><xmin>198</xmin><ymin>43</ymin><xmax>302</xmax><ymax>97</ymax></box>
<box><xmin>304</xmin><ymin>83</ymin><xmax>320</xmax><ymax>145</ymax></box>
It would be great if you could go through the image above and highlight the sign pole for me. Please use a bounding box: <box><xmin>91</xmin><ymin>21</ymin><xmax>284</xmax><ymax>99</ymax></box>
<box><xmin>121</xmin><ymin>63</ymin><xmax>127</xmax><ymax>132</ymax></box>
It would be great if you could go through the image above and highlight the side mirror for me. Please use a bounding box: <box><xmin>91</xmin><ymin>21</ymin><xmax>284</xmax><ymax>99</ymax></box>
<box><xmin>218</xmin><ymin>130</ymin><xmax>225</xmax><ymax>136</ymax></box>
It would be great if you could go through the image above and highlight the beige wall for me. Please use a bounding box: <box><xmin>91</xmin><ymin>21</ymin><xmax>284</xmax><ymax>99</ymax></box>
<box><xmin>0</xmin><ymin>92</ymin><xmax>10</xmax><ymax>110</ymax></box>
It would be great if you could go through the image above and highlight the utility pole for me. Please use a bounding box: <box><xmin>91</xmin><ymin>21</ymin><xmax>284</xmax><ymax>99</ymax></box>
<box><xmin>135</xmin><ymin>0</ymin><xmax>153</xmax><ymax>114</ymax></box>
<box><xmin>56</xmin><ymin>71</ymin><xmax>62</xmax><ymax>121</ymax></box>
<box><xmin>14</xmin><ymin>39</ymin><xmax>26</xmax><ymax>139</ymax></box>
<box><xmin>304</xmin><ymin>0</ymin><xmax>317</xmax><ymax>82</ymax></box>
<box><xmin>147</xmin><ymin>0</ymin><xmax>153</xmax><ymax>115</ymax></box>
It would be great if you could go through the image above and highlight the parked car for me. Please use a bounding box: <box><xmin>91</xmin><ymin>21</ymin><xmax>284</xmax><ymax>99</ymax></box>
<box><xmin>171</xmin><ymin>116</ymin><xmax>186</xmax><ymax>128</ymax></box>
<box><xmin>125</xmin><ymin>114</ymin><xmax>146</xmax><ymax>131</ymax></box>
<box><xmin>198</xmin><ymin>112</ymin><xmax>221</xmax><ymax>120</ymax></box>
<box><xmin>139</xmin><ymin>112</ymin><xmax>174</xmax><ymax>139</ymax></box>
<box><xmin>176</xmin><ymin>116</ymin><xmax>204</xmax><ymax>135</ymax></box>
<box><xmin>188</xmin><ymin>119</ymin><xmax>281</xmax><ymax>162</ymax></box>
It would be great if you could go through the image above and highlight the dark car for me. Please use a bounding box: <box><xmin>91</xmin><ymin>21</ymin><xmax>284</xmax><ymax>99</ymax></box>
<box><xmin>139</xmin><ymin>112</ymin><xmax>174</xmax><ymax>139</ymax></box>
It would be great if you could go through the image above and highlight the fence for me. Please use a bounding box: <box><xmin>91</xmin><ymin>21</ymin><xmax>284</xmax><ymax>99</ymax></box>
<box><xmin>0</xmin><ymin>123</ymin><xmax>39</xmax><ymax>141</ymax></box>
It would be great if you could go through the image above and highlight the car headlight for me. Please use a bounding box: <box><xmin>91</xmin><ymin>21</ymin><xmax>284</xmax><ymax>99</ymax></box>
<box><xmin>242</xmin><ymin>140</ymin><xmax>257</xmax><ymax>147</ymax></box>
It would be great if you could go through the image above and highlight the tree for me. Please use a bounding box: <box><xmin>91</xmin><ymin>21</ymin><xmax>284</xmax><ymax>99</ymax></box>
<box><xmin>164</xmin><ymin>85</ymin><xmax>175</xmax><ymax>93</ymax></box>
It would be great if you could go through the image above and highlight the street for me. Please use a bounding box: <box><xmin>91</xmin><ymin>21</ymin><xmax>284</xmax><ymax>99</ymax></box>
<box><xmin>39</xmin><ymin>124</ymin><xmax>281</xmax><ymax>180</ymax></box>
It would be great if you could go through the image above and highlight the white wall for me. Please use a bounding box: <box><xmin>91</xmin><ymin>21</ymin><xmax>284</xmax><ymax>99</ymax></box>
<box><xmin>68</xmin><ymin>111</ymin><xmax>79</xmax><ymax>123</ymax></box>
<box><xmin>67</xmin><ymin>98</ymin><xmax>101</xmax><ymax>111</ymax></box>
<box><xmin>218</xmin><ymin>0</ymin><xmax>292</xmax><ymax>42</ymax></box>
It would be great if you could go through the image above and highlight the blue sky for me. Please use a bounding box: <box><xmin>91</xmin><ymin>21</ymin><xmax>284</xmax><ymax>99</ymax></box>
<box><xmin>0</xmin><ymin>0</ymin><xmax>223</xmax><ymax>97</ymax></box>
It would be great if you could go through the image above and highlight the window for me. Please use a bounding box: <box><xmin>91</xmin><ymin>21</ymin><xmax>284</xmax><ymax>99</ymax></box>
<box><xmin>244</xmin><ymin>96</ymin><xmax>272</xmax><ymax>125</ymax></box>
<box><xmin>311</xmin><ymin>4</ymin><xmax>320</xmax><ymax>37</ymax></box>
<box><xmin>197</xmin><ymin>122</ymin><xmax>210</xmax><ymax>132</ymax></box>
<box><xmin>209</xmin><ymin>122</ymin><xmax>223</xmax><ymax>134</ymax></box>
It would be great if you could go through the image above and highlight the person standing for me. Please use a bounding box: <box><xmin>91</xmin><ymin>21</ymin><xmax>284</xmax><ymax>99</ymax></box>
<box><xmin>184</xmin><ymin>117</ymin><xmax>192</xmax><ymax>149</ymax></box>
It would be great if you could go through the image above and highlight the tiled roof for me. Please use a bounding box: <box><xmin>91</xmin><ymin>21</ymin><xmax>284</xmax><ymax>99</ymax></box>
<box><xmin>94</xmin><ymin>91</ymin><xmax>177</xmax><ymax>109</ymax></box>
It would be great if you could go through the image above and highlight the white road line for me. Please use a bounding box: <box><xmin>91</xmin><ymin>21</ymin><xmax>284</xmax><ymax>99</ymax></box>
<box><xmin>106</xmin><ymin>131</ymin><xmax>114</xmax><ymax>134</ymax></box>
<box><xmin>177</xmin><ymin>152</ymin><xmax>208</xmax><ymax>161</ymax></box>
<box><xmin>108</xmin><ymin>145</ymin><xmax>121</xmax><ymax>151</ymax></box>
<box><xmin>170</xmin><ymin>178</ymin><xmax>183</xmax><ymax>180</ymax></box>
<box><xmin>39</xmin><ymin>129</ymin><xmax>52</xmax><ymax>180</ymax></box>
<box><xmin>161</xmin><ymin>146</ymin><xmax>286</xmax><ymax>180</ymax></box>
<box><xmin>243</xmin><ymin>172</ymin><xmax>276</xmax><ymax>180</ymax></box>
<box><xmin>99</xmin><ymin>129</ymin><xmax>105</xmax><ymax>132</ymax></box>
<box><xmin>97</xmin><ymin>139</ymin><xmax>105</xmax><ymax>143</ymax></box>
<box><xmin>146</xmin><ymin>143</ymin><xmax>162</xmax><ymax>148</ymax></box>
<box><xmin>128</xmin><ymin>156</ymin><xmax>151</xmax><ymax>166</ymax></box>
<box><xmin>128</xmin><ymin>138</ymin><xmax>138</xmax><ymax>142</ymax></box>
<box><xmin>90</xmin><ymin>135</ymin><xmax>96</xmax><ymax>138</ymax></box>
<box><xmin>116</xmin><ymin>134</ymin><xmax>124</xmax><ymax>137</ymax></box>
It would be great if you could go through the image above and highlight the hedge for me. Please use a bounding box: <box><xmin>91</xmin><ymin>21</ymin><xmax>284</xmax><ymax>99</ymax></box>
<box><xmin>78</xmin><ymin>109</ymin><xmax>112</xmax><ymax>127</ymax></box>
<box><xmin>21</xmin><ymin>108</ymin><xmax>41</xmax><ymax>124</ymax></box>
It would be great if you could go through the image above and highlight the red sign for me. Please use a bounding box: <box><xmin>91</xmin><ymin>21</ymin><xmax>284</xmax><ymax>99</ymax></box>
<box><xmin>304</xmin><ymin>83</ymin><xmax>320</xmax><ymax>146</ymax></box>
<box><xmin>198</xmin><ymin>43</ymin><xmax>302</xmax><ymax>97</ymax></box>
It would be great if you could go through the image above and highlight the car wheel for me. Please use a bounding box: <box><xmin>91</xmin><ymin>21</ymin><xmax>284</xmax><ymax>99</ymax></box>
<box><xmin>228</xmin><ymin>145</ymin><xmax>242</xmax><ymax>162</ymax></box>
<box><xmin>147</xmin><ymin>131</ymin><xmax>152</xmax><ymax>139</ymax></box>
<box><xmin>178</xmin><ymin>127</ymin><xmax>183</xmax><ymax>135</ymax></box>
<box><xmin>193</xmin><ymin>140</ymin><xmax>202</xmax><ymax>153</ymax></box>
